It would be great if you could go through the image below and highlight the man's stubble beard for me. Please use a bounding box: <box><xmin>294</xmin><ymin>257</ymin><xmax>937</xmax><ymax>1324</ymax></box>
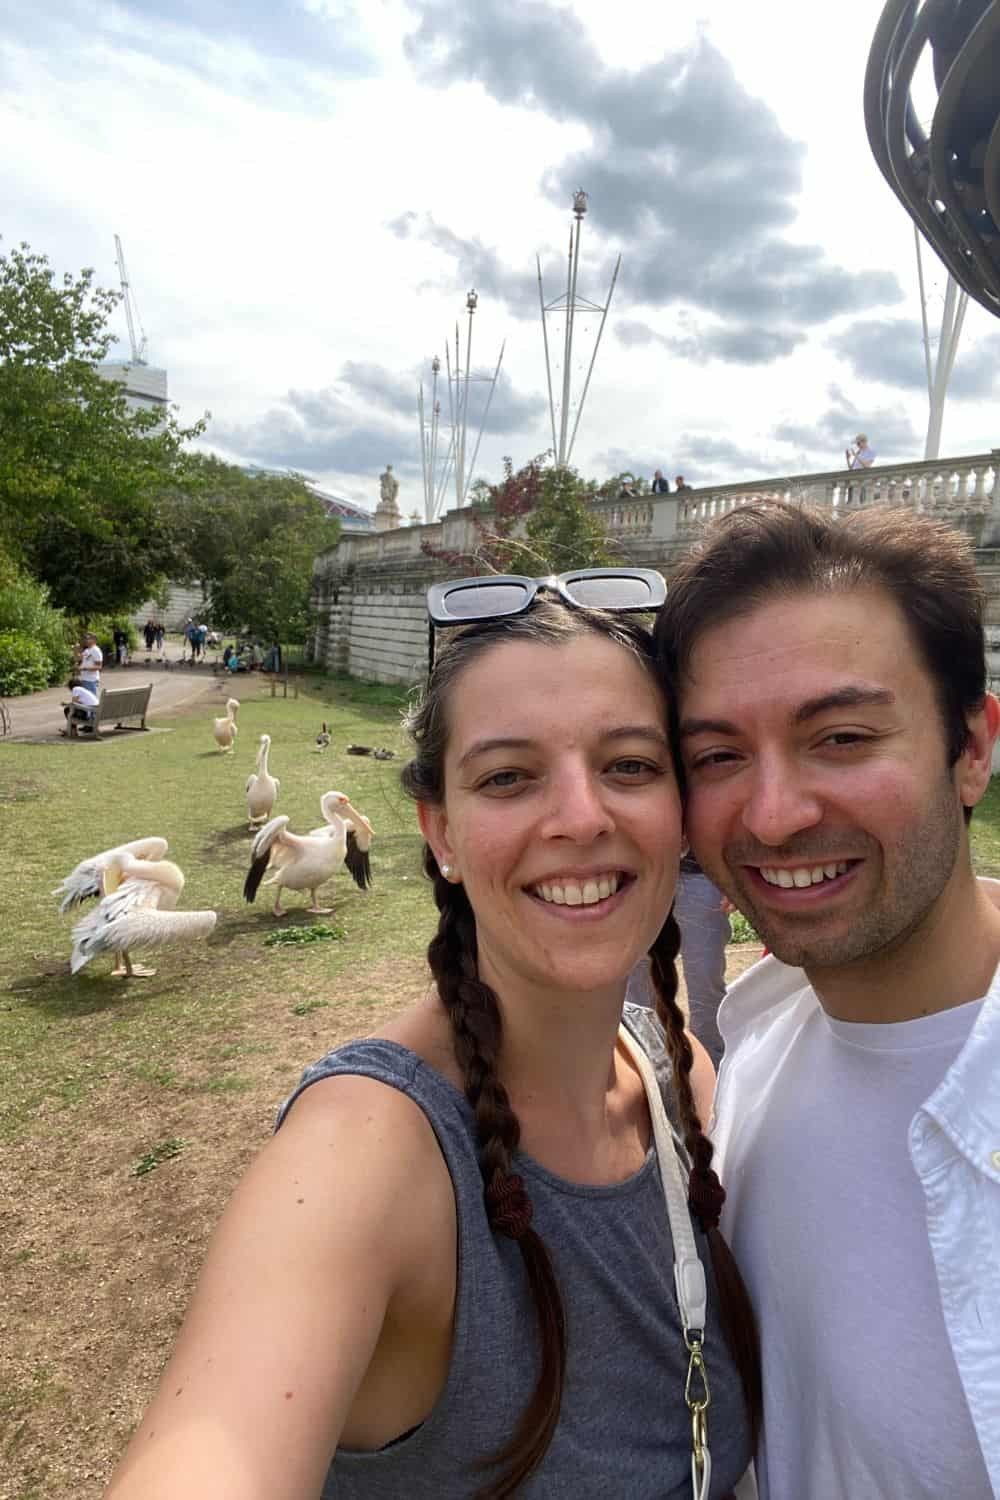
<box><xmin>714</xmin><ymin>769</ymin><xmax>963</xmax><ymax>972</ymax></box>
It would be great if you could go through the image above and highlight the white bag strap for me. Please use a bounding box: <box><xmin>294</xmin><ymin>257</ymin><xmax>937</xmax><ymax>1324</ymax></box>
<box><xmin>619</xmin><ymin>1025</ymin><xmax>712</xmax><ymax>1500</ymax></box>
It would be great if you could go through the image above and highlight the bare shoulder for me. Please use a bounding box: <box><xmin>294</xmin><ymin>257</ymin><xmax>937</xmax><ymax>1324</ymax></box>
<box><xmin>375</xmin><ymin>991</ymin><xmax>464</xmax><ymax>1092</ymax></box>
<box><xmin>686</xmin><ymin>1031</ymin><xmax>717</xmax><ymax>1126</ymax></box>
<box><xmin>275</xmin><ymin>1065</ymin><xmax>455</xmax><ymax>1219</ymax></box>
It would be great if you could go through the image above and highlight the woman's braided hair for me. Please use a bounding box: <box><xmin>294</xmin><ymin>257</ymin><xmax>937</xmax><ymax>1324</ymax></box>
<box><xmin>649</xmin><ymin>914</ymin><xmax>762</xmax><ymax>1448</ymax></box>
<box><xmin>402</xmin><ymin>598</ymin><xmax>759</xmax><ymax>1492</ymax></box>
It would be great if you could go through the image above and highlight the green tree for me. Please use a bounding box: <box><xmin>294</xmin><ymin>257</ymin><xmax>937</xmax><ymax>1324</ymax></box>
<box><xmin>0</xmin><ymin>241</ymin><xmax>204</xmax><ymax>613</ymax></box>
<box><xmin>169</xmin><ymin>455</ymin><xmax>336</xmax><ymax>642</ymax></box>
<box><xmin>506</xmin><ymin>464</ymin><xmax>614</xmax><ymax>574</ymax></box>
<box><xmin>422</xmin><ymin>454</ymin><xmax>613</xmax><ymax>574</ymax></box>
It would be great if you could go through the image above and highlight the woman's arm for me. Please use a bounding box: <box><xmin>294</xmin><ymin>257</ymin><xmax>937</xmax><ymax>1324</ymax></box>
<box><xmin>106</xmin><ymin>1074</ymin><xmax>454</xmax><ymax>1500</ymax></box>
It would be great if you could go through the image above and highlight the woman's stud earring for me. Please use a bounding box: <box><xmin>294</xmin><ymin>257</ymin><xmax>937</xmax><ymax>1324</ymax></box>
<box><xmin>441</xmin><ymin>863</ymin><xmax>453</xmax><ymax>878</ymax></box>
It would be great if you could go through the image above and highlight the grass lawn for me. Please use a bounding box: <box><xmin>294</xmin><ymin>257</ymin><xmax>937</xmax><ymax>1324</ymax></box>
<box><xmin>0</xmin><ymin>675</ymin><xmax>434</xmax><ymax>1500</ymax></box>
<box><xmin>4</xmin><ymin>681</ymin><xmax>1000</xmax><ymax>1500</ymax></box>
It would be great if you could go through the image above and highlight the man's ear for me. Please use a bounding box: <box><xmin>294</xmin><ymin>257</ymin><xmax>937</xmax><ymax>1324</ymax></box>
<box><xmin>958</xmin><ymin>692</ymin><xmax>1000</xmax><ymax>811</ymax></box>
<box><xmin>417</xmin><ymin>801</ymin><xmax>457</xmax><ymax>878</ymax></box>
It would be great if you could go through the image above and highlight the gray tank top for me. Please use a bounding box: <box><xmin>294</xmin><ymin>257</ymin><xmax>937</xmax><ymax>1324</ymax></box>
<box><xmin>275</xmin><ymin>1004</ymin><xmax>751</xmax><ymax>1498</ymax></box>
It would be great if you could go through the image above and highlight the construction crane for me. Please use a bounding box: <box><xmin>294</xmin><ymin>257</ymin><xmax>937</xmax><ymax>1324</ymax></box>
<box><xmin>114</xmin><ymin>233</ymin><xmax>148</xmax><ymax>365</ymax></box>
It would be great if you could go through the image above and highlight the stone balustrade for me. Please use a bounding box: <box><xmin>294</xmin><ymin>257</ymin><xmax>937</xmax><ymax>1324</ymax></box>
<box><xmin>669</xmin><ymin>452</ymin><xmax>1000</xmax><ymax>543</ymax></box>
<box><xmin>310</xmin><ymin>448</ymin><xmax>1000</xmax><ymax>683</ymax></box>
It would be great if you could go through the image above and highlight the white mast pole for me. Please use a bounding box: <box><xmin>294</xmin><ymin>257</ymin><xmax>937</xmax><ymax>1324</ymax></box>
<box><xmin>418</xmin><ymin>382</ymin><xmax>429</xmax><ymax>522</ymax></box>
<box><xmin>464</xmin><ymin>340</ymin><xmax>506</xmax><ymax>498</ymax></box>
<box><xmin>458</xmin><ymin>289</ymin><xmax>477</xmax><ymax>506</ymax></box>
<box><xmin>917</xmin><ymin>229</ymin><xmax>969</xmax><ymax>462</ymax></box>
<box><xmin>538</xmin><ymin>254</ymin><xmax>559</xmax><ymax>456</ymax></box>
<box><xmin>567</xmin><ymin>253</ymin><xmax>621</xmax><ymax>465</ymax></box>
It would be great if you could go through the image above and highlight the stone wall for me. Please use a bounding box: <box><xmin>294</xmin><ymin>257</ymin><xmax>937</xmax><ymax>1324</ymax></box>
<box><xmin>130</xmin><ymin>582</ymin><xmax>209</xmax><ymax>632</ymax></box>
<box><xmin>311</xmin><ymin>510</ymin><xmax>488</xmax><ymax>686</ymax></box>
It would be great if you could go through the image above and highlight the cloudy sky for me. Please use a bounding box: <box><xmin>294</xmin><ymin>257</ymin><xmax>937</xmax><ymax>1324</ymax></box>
<box><xmin>5</xmin><ymin>0</ymin><xmax>999</xmax><ymax>514</ymax></box>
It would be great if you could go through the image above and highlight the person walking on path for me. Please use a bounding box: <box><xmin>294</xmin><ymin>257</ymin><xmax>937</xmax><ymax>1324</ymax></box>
<box><xmin>659</xmin><ymin>503</ymin><xmax>1000</xmax><ymax>1500</ymax></box>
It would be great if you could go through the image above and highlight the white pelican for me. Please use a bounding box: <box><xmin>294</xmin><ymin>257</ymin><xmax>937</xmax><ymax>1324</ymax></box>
<box><xmin>70</xmin><ymin>850</ymin><xmax>217</xmax><ymax>978</ymax></box>
<box><xmin>213</xmin><ymin>698</ymin><xmax>239</xmax><ymax>753</ymax></box>
<box><xmin>53</xmin><ymin>837</ymin><xmax>169</xmax><ymax>914</ymax></box>
<box><xmin>246</xmin><ymin>733</ymin><xmax>280</xmax><ymax>827</ymax></box>
<box><xmin>244</xmin><ymin>791</ymin><xmax>374</xmax><ymax>917</ymax></box>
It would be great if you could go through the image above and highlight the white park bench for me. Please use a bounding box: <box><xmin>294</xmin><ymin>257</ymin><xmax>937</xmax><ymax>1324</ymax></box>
<box><xmin>68</xmin><ymin>683</ymin><xmax>154</xmax><ymax>738</ymax></box>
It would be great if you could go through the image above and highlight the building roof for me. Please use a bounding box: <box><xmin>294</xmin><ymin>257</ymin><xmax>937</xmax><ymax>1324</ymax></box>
<box><xmin>240</xmin><ymin>466</ymin><xmax>375</xmax><ymax>532</ymax></box>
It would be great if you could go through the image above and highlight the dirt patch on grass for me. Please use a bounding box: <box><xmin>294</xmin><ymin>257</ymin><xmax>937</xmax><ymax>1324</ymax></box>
<box><xmin>0</xmin><ymin>954</ymin><xmax>425</xmax><ymax>1500</ymax></box>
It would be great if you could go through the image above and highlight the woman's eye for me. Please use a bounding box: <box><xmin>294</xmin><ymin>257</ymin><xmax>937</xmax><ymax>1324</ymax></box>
<box><xmin>612</xmin><ymin>758</ymin><xmax>656</xmax><ymax>777</ymax></box>
<box><xmin>480</xmin><ymin>769</ymin><xmax>524</xmax><ymax>790</ymax></box>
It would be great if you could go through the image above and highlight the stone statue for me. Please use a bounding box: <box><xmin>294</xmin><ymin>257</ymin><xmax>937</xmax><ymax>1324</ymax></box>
<box><xmin>375</xmin><ymin>464</ymin><xmax>402</xmax><ymax>532</ymax></box>
<box><xmin>379</xmin><ymin>465</ymin><xmax>400</xmax><ymax>505</ymax></box>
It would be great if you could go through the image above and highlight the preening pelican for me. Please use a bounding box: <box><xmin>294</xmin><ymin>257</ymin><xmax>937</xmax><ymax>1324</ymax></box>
<box><xmin>308</xmin><ymin>791</ymin><xmax>374</xmax><ymax>889</ymax></box>
<box><xmin>244</xmin><ymin>791</ymin><xmax>374</xmax><ymax>917</ymax></box>
<box><xmin>53</xmin><ymin>837</ymin><xmax>169</xmax><ymax>914</ymax></box>
<box><xmin>70</xmin><ymin>851</ymin><xmax>217</xmax><ymax>978</ymax></box>
<box><xmin>246</xmin><ymin>733</ymin><xmax>280</xmax><ymax>827</ymax></box>
<box><xmin>213</xmin><ymin>698</ymin><xmax>239</xmax><ymax>753</ymax></box>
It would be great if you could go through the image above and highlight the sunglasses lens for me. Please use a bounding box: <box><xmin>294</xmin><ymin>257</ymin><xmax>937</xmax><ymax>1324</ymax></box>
<box><xmin>442</xmin><ymin>582</ymin><xmax>530</xmax><ymax>619</ymax></box>
<box><xmin>566</xmin><ymin>575</ymin><xmax>659</xmax><ymax>609</ymax></box>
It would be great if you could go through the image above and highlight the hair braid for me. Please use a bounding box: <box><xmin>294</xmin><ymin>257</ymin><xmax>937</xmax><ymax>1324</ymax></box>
<box><xmin>648</xmin><ymin>913</ymin><xmax>762</xmax><ymax>1447</ymax></box>
<box><xmin>425</xmin><ymin>852</ymin><xmax>567</xmax><ymax>1497</ymax></box>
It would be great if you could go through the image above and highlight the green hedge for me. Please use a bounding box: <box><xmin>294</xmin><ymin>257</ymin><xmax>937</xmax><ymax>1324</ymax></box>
<box><xmin>0</xmin><ymin>630</ymin><xmax>52</xmax><ymax>696</ymax></box>
<box><xmin>0</xmin><ymin>564</ymin><xmax>73</xmax><ymax>685</ymax></box>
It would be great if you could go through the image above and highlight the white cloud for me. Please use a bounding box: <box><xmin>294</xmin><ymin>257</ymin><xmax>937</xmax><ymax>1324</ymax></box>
<box><xmin>2</xmin><ymin>0</ymin><xmax>997</xmax><ymax>514</ymax></box>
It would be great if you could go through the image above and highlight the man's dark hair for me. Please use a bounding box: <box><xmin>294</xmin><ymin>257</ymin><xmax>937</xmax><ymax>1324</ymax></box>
<box><xmin>658</xmin><ymin>503</ymin><xmax>987</xmax><ymax>777</ymax></box>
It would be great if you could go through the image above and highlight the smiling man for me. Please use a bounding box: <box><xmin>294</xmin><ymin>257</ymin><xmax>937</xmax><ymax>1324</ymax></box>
<box><xmin>657</xmin><ymin>504</ymin><xmax>1000</xmax><ymax>1500</ymax></box>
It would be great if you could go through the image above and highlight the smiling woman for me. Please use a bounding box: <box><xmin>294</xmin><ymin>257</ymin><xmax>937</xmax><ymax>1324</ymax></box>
<box><xmin>105</xmin><ymin>586</ymin><xmax>759</xmax><ymax>1500</ymax></box>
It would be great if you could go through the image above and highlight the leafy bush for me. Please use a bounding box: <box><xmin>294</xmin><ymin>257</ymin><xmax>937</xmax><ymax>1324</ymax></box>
<box><xmin>0</xmin><ymin>630</ymin><xmax>52</xmax><ymax>695</ymax></box>
<box><xmin>729</xmin><ymin>911</ymin><xmax>760</xmax><ymax>945</ymax></box>
<box><xmin>0</xmin><ymin>556</ymin><xmax>72</xmax><ymax>683</ymax></box>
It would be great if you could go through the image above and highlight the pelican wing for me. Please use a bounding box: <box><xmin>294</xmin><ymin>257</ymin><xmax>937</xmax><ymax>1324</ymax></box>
<box><xmin>245</xmin><ymin>772</ymin><xmax>257</xmax><ymax>794</ymax></box>
<box><xmin>71</xmin><ymin>878</ymin><xmax>214</xmax><ymax>972</ymax></box>
<box><xmin>344</xmin><ymin>830</ymin><xmax>373</xmax><ymax>891</ymax></box>
<box><xmin>343</xmin><ymin>813</ymin><xmax>374</xmax><ymax>851</ymax></box>
<box><xmin>53</xmin><ymin>838</ymin><xmax>169</xmax><ymax>913</ymax></box>
<box><xmin>244</xmin><ymin>815</ymin><xmax>297</xmax><ymax>901</ymax></box>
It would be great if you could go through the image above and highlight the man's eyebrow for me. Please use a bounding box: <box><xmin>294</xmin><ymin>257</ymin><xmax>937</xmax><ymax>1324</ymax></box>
<box><xmin>679</xmin><ymin>717</ymin><xmax>740</xmax><ymax>740</ymax></box>
<box><xmin>456</xmin><ymin>724</ymin><xmax>670</xmax><ymax>770</ymax></box>
<box><xmin>792</xmin><ymin>686</ymin><xmax>895</xmax><ymax>724</ymax></box>
<box><xmin>679</xmin><ymin>687</ymin><xmax>896</xmax><ymax>740</ymax></box>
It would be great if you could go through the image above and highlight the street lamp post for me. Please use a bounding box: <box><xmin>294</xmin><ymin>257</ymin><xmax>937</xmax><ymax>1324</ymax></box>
<box><xmin>418</xmin><ymin>294</ymin><xmax>505</xmax><ymax>521</ymax></box>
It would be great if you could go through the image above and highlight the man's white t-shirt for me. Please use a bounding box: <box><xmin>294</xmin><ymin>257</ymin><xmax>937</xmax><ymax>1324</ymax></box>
<box><xmin>70</xmin><ymin>685</ymin><xmax>99</xmax><ymax>709</ymax></box>
<box><xmin>79</xmin><ymin>645</ymin><xmax>103</xmax><ymax>685</ymax></box>
<box><xmin>724</xmin><ymin>995</ymin><xmax>991</xmax><ymax>1500</ymax></box>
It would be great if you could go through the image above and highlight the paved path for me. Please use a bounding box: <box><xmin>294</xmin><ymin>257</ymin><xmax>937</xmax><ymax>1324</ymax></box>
<box><xmin>2</xmin><ymin>642</ymin><xmax>229</xmax><ymax>743</ymax></box>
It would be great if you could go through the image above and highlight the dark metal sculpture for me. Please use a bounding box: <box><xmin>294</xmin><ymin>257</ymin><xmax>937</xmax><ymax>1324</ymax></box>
<box><xmin>865</xmin><ymin>0</ymin><xmax>1000</xmax><ymax>316</ymax></box>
